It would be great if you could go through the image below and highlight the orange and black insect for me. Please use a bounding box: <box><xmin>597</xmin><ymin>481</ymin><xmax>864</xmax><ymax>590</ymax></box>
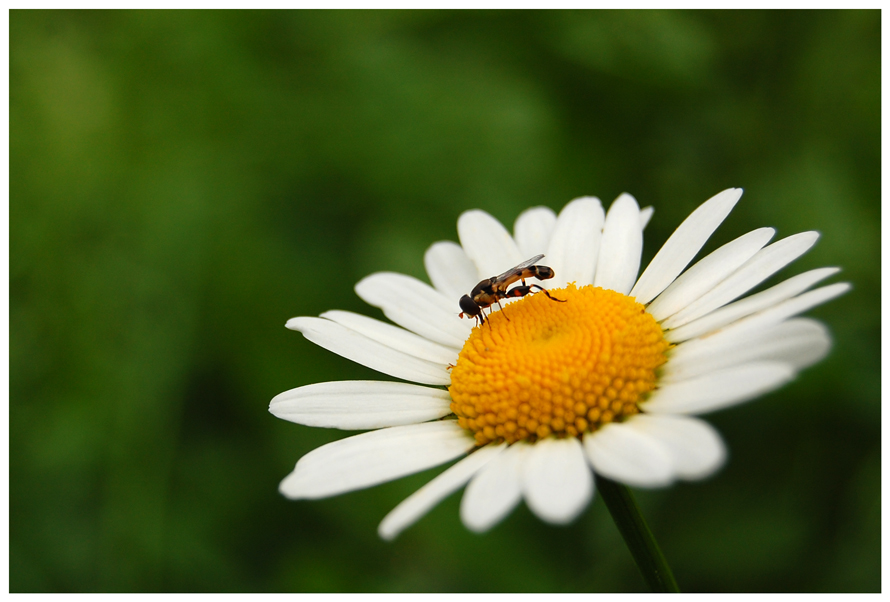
<box><xmin>458</xmin><ymin>254</ymin><xmax>565</xmax><ymax>326</ymax></box>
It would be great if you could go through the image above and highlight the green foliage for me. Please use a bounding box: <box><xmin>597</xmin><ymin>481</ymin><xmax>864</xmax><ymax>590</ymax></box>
<box><xmin>10</xmin><ymin>9</ymin><xmax>879</xmax><ymax>592</ymax></box>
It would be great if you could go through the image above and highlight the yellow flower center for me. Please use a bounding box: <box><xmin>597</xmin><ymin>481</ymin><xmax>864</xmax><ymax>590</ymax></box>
<box><xmin>449</xmin><ymin>284</ymin><xmax>669</xmax><ymax>446</ymax></box>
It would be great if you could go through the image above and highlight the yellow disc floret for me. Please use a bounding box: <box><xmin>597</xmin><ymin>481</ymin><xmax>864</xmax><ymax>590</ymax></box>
<box><xmin>449</xmin><ymin>283</ymin><xmax>669</xmax><ymax>446</ymax></box>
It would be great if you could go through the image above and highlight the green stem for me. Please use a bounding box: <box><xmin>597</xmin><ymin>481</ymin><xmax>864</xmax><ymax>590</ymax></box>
<box><xmin>597</xmin><ymin>477</ymin><xmax>680</xmax><ymax>593</ymax></box>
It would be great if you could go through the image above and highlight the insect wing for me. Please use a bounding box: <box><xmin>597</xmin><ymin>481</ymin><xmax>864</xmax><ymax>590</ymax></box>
<box><xmin>492</xmin><ymin>254</ymin><xmax>545</xmax><ymax>283</ymax></box>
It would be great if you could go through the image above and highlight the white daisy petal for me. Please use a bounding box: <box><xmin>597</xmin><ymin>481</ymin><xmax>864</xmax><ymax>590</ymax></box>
<box><xmin>279</xmin><ymin>421</ymin><xmax>474</xmax><ymax>500</ymax></box>
<box><xmin>631</xmin><ymin>188</ymin><xmax>743</xmax><ymax>304</ymax></box>
<box><xmin>760</xmin><ymin>318</ymin><xmax>832</xmax><ymax>370</ymax></box>
<box><xmin>583</xmin><ymin>421</ymin><xmax>674</xmax><ymax>487</ymax></box>
<box><xmin>457</xmin><ymin>210</ymin><xmax>524</xmax><ymax>278</ymax></box>
<box><xmin>287</xmin><ymin>317</ymin><xmax>451</xmax><ymax>385</ymax></box>
<box><xmin>642</xmin><ymin>361</ymin><xmax>796</xmax><ymax>415</ymax></box>
<box><xmin>460</xmin><ymin>442</ymin><xmax>527</xmax><ymax>533</ymax></box>
<box><xmin>646</xmin><ymin>227</ymin><xmax>775</xmax><ymax>322</ymax></box>
<box><xmin>514</xmin><ymin>206</ymin><xmax>558</xmax><ymax>258</ymax></box>
<box><xmin>546</xmin><ymin>196</ymin><xmax>605</xmax><ymax>288</ymax></box>
<box><xmin>269</xmin><ymin>380</ymin><xmax>453</xmax><ymax>429</ymax></box>
<box><xmin>623</xmin><ymin>414</ymin><xmax>726</xmax><ymax>481</ymax></box>
<box><xmin>663</xmin><ymin>318</ymin><xmax>832</xmax><ymax>383</ymax></box>
<box><xmin>663</xmin><ymin>231</ymin><xmax>822</xmax><ymax>330</ymax></box>
<box><xmin>666</xmin><ymin>270</ymin><xmax>843</xmax><ymax>343</ymax></box>
<box><xmin>424</xmin><ymin>241</ymin><xmax>480</xmax><ymax>303</ymax></box>
<box><xmin>354</xmin><ymin>272</ymin><xmax>471</xmax><ymax>347</ymax></box>
<box><xmin>639</xmin><ymin>206</ymin><xmax>654</xmax><ymax>230</ymax></box>
<box><xmin>521</xmin><ymin>436</ymin><xmax>594</xmax><ymax>524</ymax></box>
<box><xmin>594</xmin><ymin>193</ymin><xmax>643</xmax><ymax>295</ymax></box>
<box><xmin>321</xmin><ymin>310</ymin><xmax>459</xmax><ymax>364</ymax></box>
<box><xmin>378</xmin><ymin>443</ymin><xmax>506</xmax><ymax>541</ymax></box>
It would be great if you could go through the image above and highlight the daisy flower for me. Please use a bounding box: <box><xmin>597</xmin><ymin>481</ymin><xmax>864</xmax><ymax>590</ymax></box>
<box><xmin>271</xmin><ymin>188</ymin><xmax>848</xmax><ymax>542</ymax></box>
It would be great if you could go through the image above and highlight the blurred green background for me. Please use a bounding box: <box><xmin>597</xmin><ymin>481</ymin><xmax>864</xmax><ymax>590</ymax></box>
<box><xmin>10</xmin><ymin>9</ymin><xmax>880</xmax><ymax>593</ymax></box>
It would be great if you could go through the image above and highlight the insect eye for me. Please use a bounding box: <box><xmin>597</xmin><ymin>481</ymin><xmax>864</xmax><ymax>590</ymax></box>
<box><xmin>459</xmin><ymin>295</ymin><xmax>478</xmax><ymax>314</ymax></box>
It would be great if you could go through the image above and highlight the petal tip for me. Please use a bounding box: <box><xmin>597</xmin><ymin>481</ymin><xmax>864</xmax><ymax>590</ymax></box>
<box><xmin>278</xmin><ymin>471</ymin><xmax>305</xmax><ymax>500</ymax></box>
<box><xmin>723</xmin><ymin>187</ymin><xmax>744</xmax><ymax>203</ymax></box>
<box><xmin>377</xmin><ymin>521</ymin><xmax>399</xmax><ymax>542</ymax></box>
<box><xmin>565</xmin><ymin>195</ymin><xmax>603</xmax><ymax>210</ymax></box>
<box><xmin>285</xmin><ymin>317</ymin><xmax>306</xmax><ymax>331</ymax></box>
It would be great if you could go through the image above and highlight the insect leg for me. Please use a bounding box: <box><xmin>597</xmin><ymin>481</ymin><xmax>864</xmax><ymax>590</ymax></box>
<box><xmin>505</xmin><ymin>284</ymin><xmax>567</xmax><ymax>303</ymax></box>
<box><xmin>503</xmin><ymin>285</ymin><xmax>534</xmax><ymax>300</ymax></box>
<box><xmin>530</xmin><ymin>284</ymin><xmax>566</xmax><ymax>303</ymax></box>
<box><xmin>493</xmin><ymin>297</ymin><xmax>510</xmax><ymax>321</ymax></box>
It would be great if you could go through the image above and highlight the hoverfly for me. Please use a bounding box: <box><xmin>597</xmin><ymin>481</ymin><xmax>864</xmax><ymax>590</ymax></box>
<box><xmin>458</xmin><ymin>254</ymin><xmax>565</xmax><ymax>326</ymax></box>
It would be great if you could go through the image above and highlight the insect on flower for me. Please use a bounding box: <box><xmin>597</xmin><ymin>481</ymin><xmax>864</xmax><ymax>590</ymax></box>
<box><xmin>458</xmin><ymin>254</ymin><xmax>566</xmax><ymax>325</ymax></box>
